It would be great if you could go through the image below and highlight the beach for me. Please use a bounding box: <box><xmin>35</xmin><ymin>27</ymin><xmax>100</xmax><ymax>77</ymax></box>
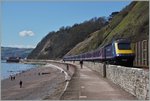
<box><xmin>1</xmin><ymin>63</ymin><xmax>68</xmax><ymax>100</ymax></box>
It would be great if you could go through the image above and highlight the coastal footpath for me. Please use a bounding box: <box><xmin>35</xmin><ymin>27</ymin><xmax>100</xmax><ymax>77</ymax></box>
<box><xmin>61</xmin><ymin>61</ymin><xmax>137</xmax><ymax>100</ymax></box>
<box><xmin>2</xmin><ymin>60</ymin><xmax>148</xmax><ymax>100</ymax></box>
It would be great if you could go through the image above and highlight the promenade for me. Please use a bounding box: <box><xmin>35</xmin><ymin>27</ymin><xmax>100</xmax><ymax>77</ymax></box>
<box><xmin>61</xmin><ymin>62</ymin><xmax>137</xmax><ymax>100</ymax></box>
<box><xmin>1</xmin><ymin>60</ymin><xmax>138</xmax><ymax>100</ymax></box>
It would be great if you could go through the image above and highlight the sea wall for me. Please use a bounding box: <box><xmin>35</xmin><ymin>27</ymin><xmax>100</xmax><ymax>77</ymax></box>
<box><xmin>83</xmin><ymin>62</ymin><xmax>149</xmax><ymax>100</ymax></box>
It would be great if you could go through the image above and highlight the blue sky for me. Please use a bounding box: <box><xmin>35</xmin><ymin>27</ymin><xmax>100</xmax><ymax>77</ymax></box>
<box><xmin>1</xmin><ymin>1</ymin><xmax>131</xmax><ymax>48</ymax></box>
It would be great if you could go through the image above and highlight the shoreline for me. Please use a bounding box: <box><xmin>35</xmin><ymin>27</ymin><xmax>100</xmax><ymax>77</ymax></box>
<box><xmin>1</xmin><ymin>61</ymin><xmax>41</xmax><ymax>80</ymax></box>
<box><xmin>1</xmin><ymin>63</ymin><xmax>66</xmax><ymax>100</ymax></box>
<box><xmin>1</xmin><ymin>60</ymin><xmax>76</xmax><ymax>100</ymax></box>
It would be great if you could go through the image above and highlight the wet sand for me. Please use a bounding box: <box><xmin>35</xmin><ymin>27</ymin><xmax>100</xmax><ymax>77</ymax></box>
<box><xmin>1</xmin><ymin>64</ymin><xmax>66</xmax><ymax>100</ymax></box>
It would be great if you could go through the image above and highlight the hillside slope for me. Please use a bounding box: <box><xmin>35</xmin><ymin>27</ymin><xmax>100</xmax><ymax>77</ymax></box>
<box><xmin>28</xmin><ymin>17</ymin><xmax>107</xmax><ymax>59</ymax></box>
<box><xmin>67</xmin><ymin>1</ymin><xmax>149</xmax><ymax>55</ymax></box>
<box><xmin>1</xmin><ymin>47</ymin><xmax>33</xmax><ymax>60</ymax></box>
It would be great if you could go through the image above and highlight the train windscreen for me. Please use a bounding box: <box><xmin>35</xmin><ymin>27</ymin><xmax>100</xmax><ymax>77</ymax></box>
<box><xmin>118</xmin><ymin>43</ymin><xmax>131</xmax><ymax>50</ymax></box>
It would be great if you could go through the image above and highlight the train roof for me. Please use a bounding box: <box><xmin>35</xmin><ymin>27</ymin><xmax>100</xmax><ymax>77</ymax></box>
<box><xmin>115</xmin><ymin>38</ymin><xmax>131</xmax><ymax>43</ymax></box>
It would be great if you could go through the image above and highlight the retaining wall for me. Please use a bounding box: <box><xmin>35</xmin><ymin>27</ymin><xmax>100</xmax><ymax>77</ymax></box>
<box><xmin>83</xmin><ymin>62</ymin><xmax>149</xmax><ymax>100</ymax></box>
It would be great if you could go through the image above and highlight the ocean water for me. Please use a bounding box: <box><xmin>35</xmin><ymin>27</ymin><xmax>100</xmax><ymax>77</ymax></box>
<box><xmin>1</xmin><ymin>60</ymin><xmax>38</xmax><ymax>80</ymax></box>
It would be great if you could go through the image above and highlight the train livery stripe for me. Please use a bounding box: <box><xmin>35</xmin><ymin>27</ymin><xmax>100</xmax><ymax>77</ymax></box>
<box><xmin>115</xmin><ymin>43</ymin><xmax>134</xmax><ymax>54</ymax></box>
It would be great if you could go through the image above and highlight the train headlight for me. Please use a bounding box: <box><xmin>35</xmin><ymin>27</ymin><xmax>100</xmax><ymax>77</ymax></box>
<box><xmin>116</xmin><ymin>54</ymin><xmax>120</xmax><ymax>56</ymax></box>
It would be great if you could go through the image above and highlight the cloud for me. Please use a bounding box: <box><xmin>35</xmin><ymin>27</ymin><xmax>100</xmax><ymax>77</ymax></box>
<box><xmin>19</xmin><ymin>30</ymin><xmax>35</xmax><ymax>37</ymax></box>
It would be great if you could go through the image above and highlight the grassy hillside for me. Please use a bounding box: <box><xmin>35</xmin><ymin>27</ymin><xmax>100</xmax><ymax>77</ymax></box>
<box><xmin>67</xmin><ymin>1</ymin><xmax>149</xmax><ymax>55</ymax></box>
<box><xmin>28</xmin><ymin>17</ymin><xmax>107</xmax><ymax>59</ymax></box>
<box><xmin>101</xmin><ymin>1</ymin><xmax>148</xmax><ymax>46</ymax></box>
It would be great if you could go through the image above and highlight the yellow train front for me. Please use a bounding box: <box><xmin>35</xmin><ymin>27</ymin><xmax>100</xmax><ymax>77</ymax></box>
<box><xmin>105</xmin><ymin>39</ymin><xmax>135</xmax><ymax>66</ymax></box>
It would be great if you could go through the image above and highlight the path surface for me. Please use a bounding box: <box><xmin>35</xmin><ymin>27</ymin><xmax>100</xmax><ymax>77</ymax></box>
<box><xmin>61</xmin><ymin>62</ymin><xmax>137</xmax><ymax>100</ymax></box>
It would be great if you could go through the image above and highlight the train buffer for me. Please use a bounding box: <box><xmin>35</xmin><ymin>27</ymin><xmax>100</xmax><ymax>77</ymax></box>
<box><xmin>61</xmin><ymin>63</ymin><xmax>137</xmax><ymax>100</ymax></box>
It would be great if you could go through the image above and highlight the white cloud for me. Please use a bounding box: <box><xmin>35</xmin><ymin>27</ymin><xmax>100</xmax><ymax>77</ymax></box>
<box><xmin>19</xmin><ymin>30</ymin><xmax>35</xmax><ymax>37</ymax></box>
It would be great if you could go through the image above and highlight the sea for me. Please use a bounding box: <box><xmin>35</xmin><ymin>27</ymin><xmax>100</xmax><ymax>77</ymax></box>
<box><xmin>1</xmin><ymin>60</ymin><xmax>38</xmax><ymax>80</ymax></box>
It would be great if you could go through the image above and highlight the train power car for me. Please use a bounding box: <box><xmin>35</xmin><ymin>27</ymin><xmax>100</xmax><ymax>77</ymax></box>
<box><xmin>104</xmin><ymin>39</ymin><xmax>135</xmax><ymax>66</ymax></box>
<box><xmin>63</xmin><ymin>39</ymin><xmax>135</xmax><ymax>67</ymax></box>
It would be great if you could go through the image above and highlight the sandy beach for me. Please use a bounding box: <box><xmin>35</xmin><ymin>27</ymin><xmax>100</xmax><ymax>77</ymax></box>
<box><xmin>1</xmin><ymin>63</ymin><xmax>68</xmax><ymax>100</ymax></box>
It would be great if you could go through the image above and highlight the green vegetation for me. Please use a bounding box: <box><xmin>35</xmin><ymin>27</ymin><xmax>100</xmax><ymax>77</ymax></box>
<box><xmin>101</xmin><ymin>1</ymin><xmax>149</xmax><ymax>46</ymax></box>
<box><xmin>28</xmin><ymin>1</ymin><xmax>149</xmax><ymax>59</ymax></box>
<box><xmin>28</xmin><ymin>17</ymin><xmax>107</xmax><ymax>59</ymax></box>
<box><xmin>68</xmin><ymin>1</ymin><xmax>149</xmax><ymax>55</ymax></box>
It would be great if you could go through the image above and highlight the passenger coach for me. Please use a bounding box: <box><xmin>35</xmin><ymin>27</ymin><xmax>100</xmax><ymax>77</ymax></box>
<box><xmin>63</xmin><ymin>39</ymin><xmax>135</xmax><ymax>66</ymax></box>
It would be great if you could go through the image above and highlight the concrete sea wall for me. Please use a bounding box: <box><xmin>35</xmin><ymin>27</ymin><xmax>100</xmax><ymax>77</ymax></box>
<box><xmin>83</xmin><ymin>62</ymin><xmax>149</xmax><ymax>100</ymax></box>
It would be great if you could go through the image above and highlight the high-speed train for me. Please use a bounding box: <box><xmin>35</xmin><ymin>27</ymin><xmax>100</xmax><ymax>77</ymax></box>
<box><xmin>63</xmin><ymin>39</ymin><xmax>135</xmax><ymax>66</ymax></box>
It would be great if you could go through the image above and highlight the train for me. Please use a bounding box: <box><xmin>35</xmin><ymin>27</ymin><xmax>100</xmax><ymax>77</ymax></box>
<box><xmin>63</xmin><ymin>39</ymin><xmax>135</xmax><ymax>67</ymax></box>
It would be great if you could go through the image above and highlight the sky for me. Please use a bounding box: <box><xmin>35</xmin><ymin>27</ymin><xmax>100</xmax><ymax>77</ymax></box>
<box><xmin>1</xmin><ymin>1</ymin><xmax>131</xmax><ymax>48</ymax></box>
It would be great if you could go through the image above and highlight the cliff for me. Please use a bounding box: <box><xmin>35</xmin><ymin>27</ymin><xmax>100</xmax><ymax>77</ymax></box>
<box><xmin>28</xmin><ymin>1</ymin><xmax>149</xmax><ymax>59</ymax></box>
<box><xmin>67</xmin><ymin>1</ymin><xmax>149</xmax><ymax>55</ymax></box>
<box><xmin>28</xmin><ymin>17</ymin><xmax>107</xmax><ymax>59</ymax></box>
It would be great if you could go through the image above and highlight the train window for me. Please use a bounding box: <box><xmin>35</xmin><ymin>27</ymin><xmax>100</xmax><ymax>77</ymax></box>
<box><xmin>118</xmin><ymin>43</ymin><xmax>131</xmax><ymax>50</ymax></box>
